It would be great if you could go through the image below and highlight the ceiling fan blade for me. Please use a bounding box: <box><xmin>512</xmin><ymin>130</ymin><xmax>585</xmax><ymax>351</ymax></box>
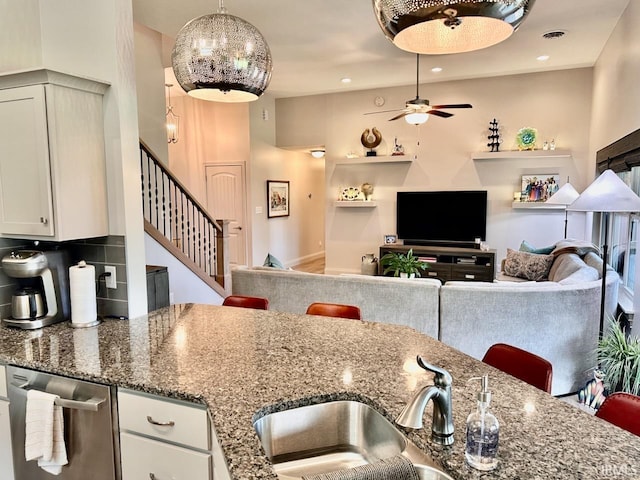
<box><xmin>364</xmin><ymin>109</ymin><xmax>403</xmax><ymax>115</ymax></box>
<box><xmin>388</xmin><ymin>112</ymin><xmax>409</xmax><ymax>121</ymax></box>
<box><xmin>431</xmin><ymin>104</ymin><xmax>473</xmax><ymax>109</ymax></box>
<box><xmin>427</xmin><ymin>110</ymin><xmax>454</xmax><ymax>118</ymax></box>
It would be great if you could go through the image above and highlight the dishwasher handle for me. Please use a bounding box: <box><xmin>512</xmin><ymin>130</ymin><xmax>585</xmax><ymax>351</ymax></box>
<box><xmin>14</xmin><ymin>382</ymin><xmax>106</xmax><ymax>412</ymax></box>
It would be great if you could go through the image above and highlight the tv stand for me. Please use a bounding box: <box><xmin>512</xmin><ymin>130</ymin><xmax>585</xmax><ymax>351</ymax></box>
<box><xmin>379</xmin><ymin>245</ymin><xmax>496</xmax><ymax>283</ymax></box>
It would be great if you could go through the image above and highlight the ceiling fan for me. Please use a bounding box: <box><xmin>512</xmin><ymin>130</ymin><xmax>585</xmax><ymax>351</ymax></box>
<box><xmin>366</xmin><ymin>54</ymin><xmax>472</xmax><ymax>125</ymax></box>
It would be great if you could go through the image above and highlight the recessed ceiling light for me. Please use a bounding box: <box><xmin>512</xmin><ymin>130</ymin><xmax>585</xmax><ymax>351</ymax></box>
<box><xmin>537</xmin><ymin>55</ymin><xmax>550</xmax><ymax>61</ymax></box>
<box><xmin>431</xmin><ymin>67</ymin><xmax>443</xmax><ymax>73</ymax></box>
<box><xmin>341</xmin><ymin>77</ymin><xmax>352</xmax><ymax>84</ymax></box>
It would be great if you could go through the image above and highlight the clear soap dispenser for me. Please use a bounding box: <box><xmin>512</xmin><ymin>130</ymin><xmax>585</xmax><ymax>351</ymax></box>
<box><xmin>465</xmin><ymin>375</ymin><xmax>499</xmax><ymax>471</ymax></box>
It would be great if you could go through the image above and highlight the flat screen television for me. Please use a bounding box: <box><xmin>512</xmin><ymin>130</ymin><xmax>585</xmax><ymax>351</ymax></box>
<box><xmin>397</xmin><ymin>190</ymin><xmax>487</xmax><ymax>247</ymax></box>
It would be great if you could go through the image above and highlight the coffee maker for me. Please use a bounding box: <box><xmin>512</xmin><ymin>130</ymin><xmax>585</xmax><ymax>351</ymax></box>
<box><xmin>2</xmin><ymin>250</ymin><xmax>71</xmax><ymax>329</ymax></box>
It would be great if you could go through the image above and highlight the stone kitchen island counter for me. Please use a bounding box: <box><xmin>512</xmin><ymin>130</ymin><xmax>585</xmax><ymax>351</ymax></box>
<box><xmin>0</xmin><ymin>304</ymin><xmax>639</xmax><ymax>479</ymax></box>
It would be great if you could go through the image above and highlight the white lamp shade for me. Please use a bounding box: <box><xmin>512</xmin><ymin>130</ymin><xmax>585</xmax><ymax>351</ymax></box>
<box><xmin>546</xmin><ymin>182</ymin><xmax>580</xmax><ymax>205</ymax></box>
<box><xmin>568</xmin><ymin>169</ymin><xmax>640</xmax><ymax>212</ymax></box>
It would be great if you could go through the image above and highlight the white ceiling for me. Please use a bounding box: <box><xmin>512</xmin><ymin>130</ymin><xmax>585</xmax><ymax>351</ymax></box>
<box><xmin>133</xmin><ymin>0</ymin><xmax>630</xmax><ymax>99</ymax></box>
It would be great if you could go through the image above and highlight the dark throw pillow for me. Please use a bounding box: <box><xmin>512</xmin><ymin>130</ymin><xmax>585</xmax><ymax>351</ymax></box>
<box><xmin>263</xmin><ymin>253</ymin><xmax>286</xmax><ymax>269</ymax></box>
<box><xmin>504</xmin><ymin>248</ymin><xmax>554</xmax><ymax>281</ymax></box>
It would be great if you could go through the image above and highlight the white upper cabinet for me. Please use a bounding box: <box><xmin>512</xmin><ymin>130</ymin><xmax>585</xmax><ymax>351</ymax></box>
<box><xmin>0</xmin><ymin>70</ymin><xmax>109</xmax><ymax>241</ymax></box>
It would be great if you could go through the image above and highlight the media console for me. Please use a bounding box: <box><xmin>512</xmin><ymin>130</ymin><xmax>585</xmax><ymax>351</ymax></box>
<box><xmin>379</xmin><ymin>245</ymin><xmax>496</xmax><ymax>283</ymax></box>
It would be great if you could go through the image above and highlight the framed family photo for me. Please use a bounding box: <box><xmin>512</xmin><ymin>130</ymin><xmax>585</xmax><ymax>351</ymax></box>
<box><xmin>520</xmin><ymin>173</ymin><xmax>560</xmax><ymax>202</ymax></box>
<box><xmin>267</xmin><ymin>180</ymin><xmax>290</xmax><ymax>218</ymax></box>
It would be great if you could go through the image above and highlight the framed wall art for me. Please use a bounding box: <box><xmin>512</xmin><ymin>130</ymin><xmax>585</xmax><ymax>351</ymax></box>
<box><xmin>267</xmin><ymin>180</ymin><xmax>290</xmax><ymax>218</ymax></box>
<box><xmin>384</xmin><ymin>234</ymin><xmax>397</xmax><ymax>245</ymax></box>
<box><xmin>520</xmin><ymin>174</ymin><xmax>560</xmax><ymax>202</ymax></box>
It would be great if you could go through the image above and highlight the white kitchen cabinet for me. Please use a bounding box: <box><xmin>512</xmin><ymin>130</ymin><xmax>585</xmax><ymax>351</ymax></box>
<box><xmin>0</xmin><ymin>365</ymin><xmax>15</xmax><ymax>480</ymax></box>
<box><xmin>0</xmin><ymin>69</ymin><xmax>109</xmax><ymax>241</ymax></box>
<box><xmin>118</xmin><ymin>388</ymin><xmax>231</xmax><ymax>480</ymax></box>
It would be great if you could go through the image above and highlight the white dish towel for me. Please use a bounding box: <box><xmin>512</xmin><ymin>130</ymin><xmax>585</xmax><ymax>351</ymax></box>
<box><xmin>25</xmin><ymin>389</ymin><xmax>68</xmax><ymax>475</ymax></box>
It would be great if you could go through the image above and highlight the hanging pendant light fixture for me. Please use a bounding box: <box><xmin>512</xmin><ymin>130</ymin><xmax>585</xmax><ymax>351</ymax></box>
<box><xmin>171</xmin><ymin>0</ymin><xmax>273</xmax><ymax>102</ymax></box>
<box><xmin>373</xmin><ymin>0</ymin><xmax>536</xmax><ymax>55</ymax></box>
<box><xmin>165</xmin><ymin>84</ymin><xmax>180</xmax><ymax>144</ymax></box>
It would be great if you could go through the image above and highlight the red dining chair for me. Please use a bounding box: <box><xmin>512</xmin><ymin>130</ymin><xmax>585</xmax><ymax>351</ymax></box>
<box><xmin>222</xmin><ymin>295</ymin><xmax>269</xmax><ymax>310</ymax></box>
<box><xmin>305</xmin><ymin>302</ymin><xmax>362</xmax><ymax>320</ymax></box>
<box><xmin>595</xmin><ymin>392</ymin><xmax>640</xmax><ymax>437</ymax></box>
<box><xmin>482</xmin><ymin>343</ymin><xmax>553</xmax><ymax>393</ymax></box>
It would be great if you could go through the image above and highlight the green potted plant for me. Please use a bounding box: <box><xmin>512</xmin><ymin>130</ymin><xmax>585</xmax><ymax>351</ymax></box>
<box><xmin>597</xmin><ymin>317</ymin><xmax>640</xmax><ymax>396</ymax></box>
<box><xmin>380</xmin><ymin>249</ymin><xmax>428</xmax><ymax>278</ymax></box>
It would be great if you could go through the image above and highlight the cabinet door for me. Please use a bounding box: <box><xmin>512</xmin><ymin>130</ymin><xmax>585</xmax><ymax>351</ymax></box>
<box><xmin>0</xmin><ymin>85</ymin><xmax>54</xmax><ymax>236</ymax></box>
<box><xmin>120</xmin><ymin>432</ymin><xmax>211</xmax><ymax>480</ymax></box>
<box><xmin>0</xmin><ymin>401</ymin><xmax>14</xmax><ymax>480</ymax></box>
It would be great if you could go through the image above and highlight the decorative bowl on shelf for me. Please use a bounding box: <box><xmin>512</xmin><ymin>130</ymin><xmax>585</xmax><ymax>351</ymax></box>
<box><xmin>341</xmin><ymin>187</ymin><xmax>361</xmax><ymax>201</ymax></box>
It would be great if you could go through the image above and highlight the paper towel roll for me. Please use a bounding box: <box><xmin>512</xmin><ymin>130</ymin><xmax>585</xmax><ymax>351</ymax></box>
<box><xmin>69</xmin><ymin>261</ymin><xmax>97</xmax><ymax>325</ymax></box>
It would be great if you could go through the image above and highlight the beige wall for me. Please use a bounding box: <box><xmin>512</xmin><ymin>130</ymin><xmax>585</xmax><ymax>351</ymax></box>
<box><xmin>275</xmin><ymin>68</ymin><xmax>594</xmax><ymax>273</ymax></box>
<box><xmin>250</xmin><ymin>95</ymin><xmax>326</xmax><ymax>267</ymax></box>
<box><xmin>167</xmin><ymin>94</ymin><xmax>250</xmax><ymax>207</ymax></box>
<box><xmin>590</xmin><ymin>0</ymin><xmax>640</xmax><ymax>319</ymax></box>
<box><xmin>134</xmin><ymin>23</ymin><xmax>169</xmax><ymax>164</ymax></box>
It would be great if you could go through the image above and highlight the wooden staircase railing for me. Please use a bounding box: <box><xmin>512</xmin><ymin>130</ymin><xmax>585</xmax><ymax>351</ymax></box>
<box><xmin>140</xmin><ymin>141</ymin><xmax>230</xmax><ymax>296</ymax></box>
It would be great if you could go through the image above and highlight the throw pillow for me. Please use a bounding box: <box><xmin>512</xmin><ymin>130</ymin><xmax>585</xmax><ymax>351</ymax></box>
<box><xmin>263</xmin><ymin>253</ymin><xmax>286</xmax><ymax>269</ymax></box>
<box><xmin>519</xmin><ymin>240</ymin><xmax>555</xmax><ymax>255</ymax></box>
<box><xmin>503</xmin><ymin>249</ymin><xmax>554</xmax><ymax>281</ymax></box>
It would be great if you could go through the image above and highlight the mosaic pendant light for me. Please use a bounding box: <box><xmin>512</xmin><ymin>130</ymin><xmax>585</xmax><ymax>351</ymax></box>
<box><xmin>171</xmin><ymin>0</ymin><xmax>272</xmax><ymax>102</ymax></box>
<box><xmin>373</xmin><ymin>0</ymin><xmax>536</xmax><ymax>55</ymax></box>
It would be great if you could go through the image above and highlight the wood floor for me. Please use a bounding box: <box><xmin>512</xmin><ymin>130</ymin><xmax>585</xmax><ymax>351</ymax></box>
<box><xmin>291</xmin><ymin>256</ymin><xmax>325</xmax><ymax>274</ymax></box>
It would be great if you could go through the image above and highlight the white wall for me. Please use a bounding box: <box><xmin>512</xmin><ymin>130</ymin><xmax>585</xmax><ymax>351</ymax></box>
<box><xmin>134</xmin><ymin>23</ymin><xmax>169</xmax><ymax>164</ymax></box>
<box><xmin>278</xmin><ymin>68</ymin><xmax>593</xmax><ymax>273</ymax></box>
<box><xmin>249</xmin><ymin>95</ymin><xmax>326</xmax><ymax>267</ymax></box>
<box><xmin>0</xmin><ymin>0</ymin><xmax>42</xmax><ymax>70</ymax></box>
<box><xmin>144</xmin><ymin>233</ymin><xmax>223</xmax><ymax>305</ymax></box>
<box><xmin>590</xmin><ymin>0</ymin><xmax>640</xmax><ymax>326</ymax></box>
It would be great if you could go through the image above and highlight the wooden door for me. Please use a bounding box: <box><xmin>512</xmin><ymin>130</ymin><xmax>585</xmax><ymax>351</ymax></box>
<box><xmin>205</xmin><ymin>164</ymin><xmax>247</xmax><ymax>266</ymax></box>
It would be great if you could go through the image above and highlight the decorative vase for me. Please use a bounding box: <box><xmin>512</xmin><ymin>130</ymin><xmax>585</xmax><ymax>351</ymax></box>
<box><xmin>361</xmin><ymin>254</ymin><xmax>378</xmax><ymax>276</ymax></box>
<box><xmin>399</xmin><ymin>272</ymin><xmax>415</xmax><ymax>279</ymax></box>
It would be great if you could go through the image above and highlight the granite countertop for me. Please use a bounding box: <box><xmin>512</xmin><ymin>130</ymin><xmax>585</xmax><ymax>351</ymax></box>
<box><xmin>1</xmin><ymin>304</ymin><xmax>639</xmax><ymax>479</ymax></box>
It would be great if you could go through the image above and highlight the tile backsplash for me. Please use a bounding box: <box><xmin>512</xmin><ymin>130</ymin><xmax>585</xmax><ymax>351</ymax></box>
<box><xmin>0</xmin><ymin>235</ymin><xmax>129</xmax><ymax>321</ymax></box>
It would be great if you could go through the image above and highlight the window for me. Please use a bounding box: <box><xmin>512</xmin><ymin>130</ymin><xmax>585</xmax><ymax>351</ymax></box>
<box><xmin>601</xmin><ymin>168</ymin><xmax>640</xmax><ymax>296</ymax></box>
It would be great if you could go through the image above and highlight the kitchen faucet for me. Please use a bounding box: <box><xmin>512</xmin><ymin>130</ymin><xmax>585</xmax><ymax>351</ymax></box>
<box><xmin>395</xmin><ymin>356</ymin><xmax>454</xmax><ymax>446</ymax></box>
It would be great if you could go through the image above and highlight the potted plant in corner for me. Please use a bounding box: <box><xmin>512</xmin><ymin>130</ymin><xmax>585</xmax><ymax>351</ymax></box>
<box><xmin>597</xmin><ymin>317</ymin><xmax>640</xmax><ymax>396</ymax></box>
<box><xmin>380</xmin><ymin>249</ymin><xmax>428</xmax><ymax>278</ymax></box>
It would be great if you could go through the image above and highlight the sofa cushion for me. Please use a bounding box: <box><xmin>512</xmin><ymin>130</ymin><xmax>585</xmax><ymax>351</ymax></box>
<box><xmin>263</xmin><ymin>253</ymin><xmax>286</xmax><ymax>269</ymax></box>
<box><xmin>519</xmin><ymin>240</ymin><xmax>555</xmax><ymax>255</ymax></box>
<box><xmin>548</xmin><ymin>253</ymin><xmax>593</xmax><ymax>282</ymax></box>
<box><xmin>503</xmin><ymin>249</ymin><xmax>554</xmax><ymax>281</ymax></box>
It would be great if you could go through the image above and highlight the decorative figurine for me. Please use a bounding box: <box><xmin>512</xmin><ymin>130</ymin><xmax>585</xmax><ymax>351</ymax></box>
<box><xmin>550</xmin><ymin>138</ymin><xmax>556</xmax><ymax>150</ymax></box>
<box><xmin>392</xmin><ymin>137</ymin><xmax>405</xmax><ymax>156</ymax></box>
<box><xmin>360</xmin><ymin>127</ymin><xmax>382</xmax><ymax>156</ymax></box>
<box><xmin>361</xmin><ymin>182</ymin><xmax>374</xmax><ymax>201</ymax></box>
<box><xmin>577</xmin><ymin>369</ymin><xmax>606</xmax><ymax>410</ymax></box>
<box><xmin>487</xmin><ymin>119</ymin><xmax>501</xmax><ymax>152</ymax></box>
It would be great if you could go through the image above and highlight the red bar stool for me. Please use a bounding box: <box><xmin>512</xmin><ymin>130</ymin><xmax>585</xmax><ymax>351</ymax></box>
<box><xmin>595</xmin><ymin>392</ymin><xmax>640</xmax><ymax>437</ymax></box>
<box><xmin>305</xmin><ymin>302</ymin><xmax>362</xmax><ymax>320</ymax></box>
<box><xmin>482</xmin><ymin>343</ymin><xmax>553</xmax><ymax>393</ymax></box>
<box><xmin>222</xmin><ymin>295</ymin><xmax>269</xmax><ymax>310</ymax></box>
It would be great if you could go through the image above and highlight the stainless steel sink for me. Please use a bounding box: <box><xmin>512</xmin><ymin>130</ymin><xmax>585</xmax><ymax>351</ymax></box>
<box><xmin>253</xmin><ymin>400</ymin><xmax>453</xmax><ymax>480</ymax></box>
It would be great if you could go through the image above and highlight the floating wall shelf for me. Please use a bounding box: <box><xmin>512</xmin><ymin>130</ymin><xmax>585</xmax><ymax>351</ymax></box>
<box><xmin>335</xmin><ymin>155</ymin><xmax>413</xmax><ymax>165</ymax></box>
<box><xmin>472</xmin><ymin>150</ymin><xmax>572</xmax><ymax>161</ymax></box>
<box><xmin>334</xmin><ymin>201</ymin><xmax>377</xmax><ymax>208</ymax></box>
<box><xmin>512</xmin><ymin>202</ymin><xmax>565</xmax><ymax>210</ymax></box>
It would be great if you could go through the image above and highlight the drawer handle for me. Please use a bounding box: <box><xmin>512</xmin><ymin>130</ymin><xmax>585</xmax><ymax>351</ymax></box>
<box><xmin>146</xmin><ymin>415</ymin><xmax>175</xmax><ymax>427</ymax></box>
<box><xmin>40</xmin><ymin>217</ymin><xmax>48</xmax><ymax>225</ymax></box>
<box><xmin>428</xmin><ymin>272</ymin><xmax>437</xmax><ymax>276</ymax></box>
<box><xmin>464</xmin><ymin>274</ymin><xmax>475</xmax><ymax>279</ymax></box>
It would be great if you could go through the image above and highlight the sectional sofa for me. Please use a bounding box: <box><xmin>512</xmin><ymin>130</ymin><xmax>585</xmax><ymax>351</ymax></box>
<box><xmin>231</xmin><ymin>251</ymin><xmax>619</xmax><ymax>395</ymax></box>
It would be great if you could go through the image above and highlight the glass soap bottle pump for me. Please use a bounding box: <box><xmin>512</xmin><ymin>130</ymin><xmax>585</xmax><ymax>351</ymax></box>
<box><xmin>465</xmin><ymin>375</ymin><xmax>499</xmax><ymax>471</ymax></box>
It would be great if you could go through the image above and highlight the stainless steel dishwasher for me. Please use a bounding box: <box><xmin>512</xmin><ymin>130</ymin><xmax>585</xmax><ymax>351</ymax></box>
<box><xmin>7</xmin><ymin>366</ymin><xmax>119</xmax><ymax>480</ymax></box>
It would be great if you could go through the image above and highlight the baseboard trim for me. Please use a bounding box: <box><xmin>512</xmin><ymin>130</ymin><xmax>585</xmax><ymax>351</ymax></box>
<box><xmin>285</xmin><ymin>250</ymin><xmax>325</xmax><ymax>268</ymax></box>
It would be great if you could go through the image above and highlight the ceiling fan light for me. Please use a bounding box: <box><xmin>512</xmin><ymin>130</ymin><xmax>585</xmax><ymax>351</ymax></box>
<box><xmin>405</xmin><ymin>112</ymin><xmax>429</xmax><ymax>125</ymax></box>
<box><xmin>373</xmin><ymin>0</ymin><xmax>535</xmax><ymax>55</ymax></box>
<box><xmin>172</xmin><ymin>9</ymin><xmax>272</xmax><ymax>103</ymax></box>
<box><xmin>310</xmin><ymin>149</ymin><xmax>325</xmax><ymax>158</ymax></box>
